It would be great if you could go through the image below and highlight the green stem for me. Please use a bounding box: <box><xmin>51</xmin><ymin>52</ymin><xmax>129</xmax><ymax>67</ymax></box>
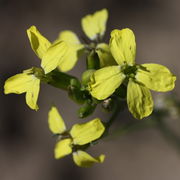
<box><xmin>79</xmin><ymin>102</ymin><xmax>180</xmax><ymax>153</ymax></box>
<box><xmin>78</xmin><ymin>97</ymin><xmax>123</xmax><ymax>150</ymax></box>
<box><xmin>107</xmin><ymin>110</ymin><xmax>180</xmax><ymax>153</ymax></box>
<box><xmin>45</xmin><ymin>70</ymin><xmax>78</xmax><ymax>90</ymax></box>
<box><xmin>107</xmin><ymin>118</ymin><xmax>157</xmax><ymax>139</ymax></box>
<box><xmin>105</xmin><ymin>99</ymin><xmax>121</xmax><ymax>128</ymax></box>
<box><xmin>157</xmin><ymin>118</ymin><xmax>180</xmax><ymax>151</ymax></box>
<box><xmin>102</xmin><ymin>97</ymin><xmax>125</xmax><ymax>138</ymax></box>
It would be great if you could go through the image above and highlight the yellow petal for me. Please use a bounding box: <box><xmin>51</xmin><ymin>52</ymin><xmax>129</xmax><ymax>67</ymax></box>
<box><xmin>4</xmin><ymin>69</ymin><xmax>41</xmax><ymax>111</ymax></box>
<box><xmin>127</xmin><ymin>79</ymin><xmax>153</xmax><ymax>119</ymax></box>
<box><xmin>57</xmin><ymin>44</ymin><xmax>81</xmax><ymax>72</ymax></box>
<box><xmin>81</xmin><ymin>9</ymin><xmax>108</xmax><ymax>40</ymax></box>
<box><xmin>54</xmin><ymin>31</ymin><xmax>84</xmax><ymax>72</ymax></box>
<box><xmin>72</xmin><ymin>150</ymin><xmax>105</xmax><ymax>168</ymax></box>
<box><xmin>109</xmin><ymin>28</ymin><xmax>136</xmax><ymax>66</ymax></box>
<box><xmin>25</xmin><ymin>76</ymin><xmax>40</xmax><ymax>110</ymax></box>
<box><xmin>48</xmin><ymin>106</ymin><xmax>66</xmax><ymax>134</ymax></box>
<box><xmin>27</xmin><ymin>26</ymin><xmax>51</xmax><ymax>59</ymax></box>
<box><xmin>70</xmin><ymin>118</ymin><xmax>105</xmax><ymax>145</ymax></box>
<box><xmin>136</xmin><ymin>63</ymin><xmax>176</xmax><ymax>92</ymax></box>
<box><xmin>88</xmin><ymin>66</ymin><xmax>125</xmax><ymax>100</ymax></box>
<box><xmin>96</xmin><ymin>43</ymin><xmax>117</xmax><ymax>68</ymax></box>
<box><xmin>4</xmin><ymin>73</ymin><xmax>33</xmax><ymax>94</ymax></box>
<box><xmin>41</xmin><ymin>41</ymin><xmax>68</xmax><ymax>73</ymax></box>
<box><xmin>54</xmin><ymin>139</ymin><xmax>72</xmax><ymax>159</ymax></box>
<box><xmin>55</xmin><ymin>30</ymin><xmax>81</xmax><ymax>47</ymax></box>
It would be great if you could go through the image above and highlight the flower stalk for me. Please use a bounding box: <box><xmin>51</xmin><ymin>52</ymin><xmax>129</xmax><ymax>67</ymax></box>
<box><xmin>3</xmin><ymin>8</ymin><xmax>178</xmax><ymax>168</ymax></box>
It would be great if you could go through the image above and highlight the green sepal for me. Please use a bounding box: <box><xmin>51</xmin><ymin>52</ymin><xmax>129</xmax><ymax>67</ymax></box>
<box><xmin>86</xmin><ymin>51</ymin><xmax>100</xmax><ymax>70</ymax></box>
<box><xmin>68</xmin><ymin>86</ymin><xmax>86</xmax><ymax>105</ymax></box>
<box><xmin>81</xmin><ymin>69</ymin><xmax>96</xmax><ymax>86</ymax></box>
<box><xmin>70</xmin><ymin>78</ymin><xmax>81</xmax><ymax>89</ymax></box>
<box><xmin>114</xmin><ymin>83</ymin><xmax>127</xmax><ymax>99</ymax></box>
<box><xmin>45</xmin><ymin>70</ymin><xmax>77</xmax><ymax>90</ymax></box>
<box><xmin>78</xmin><ymin>99</ymin><xmax>97</xmax><ymax>118</ymax></box>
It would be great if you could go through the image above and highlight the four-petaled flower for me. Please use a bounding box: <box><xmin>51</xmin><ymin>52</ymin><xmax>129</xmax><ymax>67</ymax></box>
<box><xmin>4</xmin><ymin>25</ymin><xmax>52</xmax><ymax>110</ymax></box>
<box><xmin>41</xmin><ymin>8</ymin><xmax>116</xmax><ymax>74</ymax></box>
<box><xmin>4</xmin><ymin>68</ymin><xmax>42</xmax><ymax>110</ymax></box>
<box><xmin>48</xmin><ymin>106</ymin><xmax>105</xmax><ymax>167</ymax></box>
<box><xmin>3</xmin><ymin>9</ymin><xmax>115</xmax><ymax>110</ymax></box>
<box><xmin>88</xmin><ymin>28</ymin><xmax>176</xmax><ymax>119</ymax></box>
<box><xmin>27</xmin><ymin>25</ymin><xmax>75</xmax><ymax>73</ymax></box>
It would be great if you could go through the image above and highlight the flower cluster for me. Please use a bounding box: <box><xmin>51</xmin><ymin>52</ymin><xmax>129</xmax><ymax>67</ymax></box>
<box><xmin>4</xmin><ymin>9</ymin><xmax>176</xmax><ymax>167</ymax></box>
<box><xmin>88</xmin><ymin>29</ymin><xmax>176</xmax><ymax>119</ymax></box>
<box><xmin>48</xmin><ymin>106</ymin><xmax>105</xmax><ymax>167</ymax></box>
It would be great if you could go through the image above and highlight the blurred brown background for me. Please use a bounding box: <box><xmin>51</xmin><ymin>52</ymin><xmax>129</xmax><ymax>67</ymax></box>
<box><xmin>0</xmin><ymin>0</ymin><xmax>180</xmax><ymax>179</ymax></box>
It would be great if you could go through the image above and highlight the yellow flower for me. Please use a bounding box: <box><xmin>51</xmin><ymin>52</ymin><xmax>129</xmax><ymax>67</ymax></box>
<box><xmin>81</xmin><ymin>8</ymin><xmax>108</xmax><ymax>40</ymax></box>
<box><xmin>88</xmin><ymin>28</ymin><xmax>176</xmax><ymax>119</ymax></box>
<box><xmin>48</xmin><ymin>106</ymin><xmax>105</xmax><ymax>167</ymax></box>
<box><xmin>4</xmin><ymin>68</ymin><xmax>41</xmax><ymax>110</ymax></box>
<box><xmin>4</xmin><ymin>25</ymin><xmax>50</xmax><ymax>110</ymax></box>
<box><xmin>27</xmin><ymin>25</ymin><xmax>76</xmax><ymax>74</ymax></box>
<box><xmin>4</xmin><ymin>25</ymin><xmax>51</xmax><ymax>110</ymax></box>
<box><xmin>43</xmin><ymin>30</ymin><xmax>84</xmax><ymax>73</ymax></box>
<box><xmin>41</xmin><ymin>9</ymin><xmax>116</xmax><ymax>74</ymax></box>
<box><xmin>27</xmin><ymin>25</ymin><xmax>51</xmax><ymax>59</ymax></box>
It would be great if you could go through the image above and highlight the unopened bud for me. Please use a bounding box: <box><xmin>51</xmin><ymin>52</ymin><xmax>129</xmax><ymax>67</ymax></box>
<box><xmin>78</xmin><ymin>100</ymin><xmax>97</xmax><ymax>118</ymax></box>
<box><xmin>81</xmin><ymin>69</ymin><xmax>95</xmax><ymax>85</ymax></box>
<box><xmin>86</xmin><ymin>51</ymin><xmax>100</xmax><ymax>70</ymax></box>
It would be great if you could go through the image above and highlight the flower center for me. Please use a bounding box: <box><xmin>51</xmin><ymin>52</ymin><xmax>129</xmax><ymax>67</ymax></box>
<box><xmin>122</xmin><ymin>65</ymin><xmax>137</xmax><ymax>78</ymax></box>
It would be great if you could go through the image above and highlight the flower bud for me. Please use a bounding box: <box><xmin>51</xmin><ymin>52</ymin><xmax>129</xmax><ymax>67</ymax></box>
<box><xmin>78</xmin><ymin>100</ymin><xmax>97</xmax><ymax>118</ymax></box>
<box><xmin>86</xmin><ymin>51</ymin><xmax>100</xmax><ymax>70</ymax></box>
<box><xmin>81</xmin><ymin>69</ymin><xmax>95</xmax><ymax>86</ymax></box>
